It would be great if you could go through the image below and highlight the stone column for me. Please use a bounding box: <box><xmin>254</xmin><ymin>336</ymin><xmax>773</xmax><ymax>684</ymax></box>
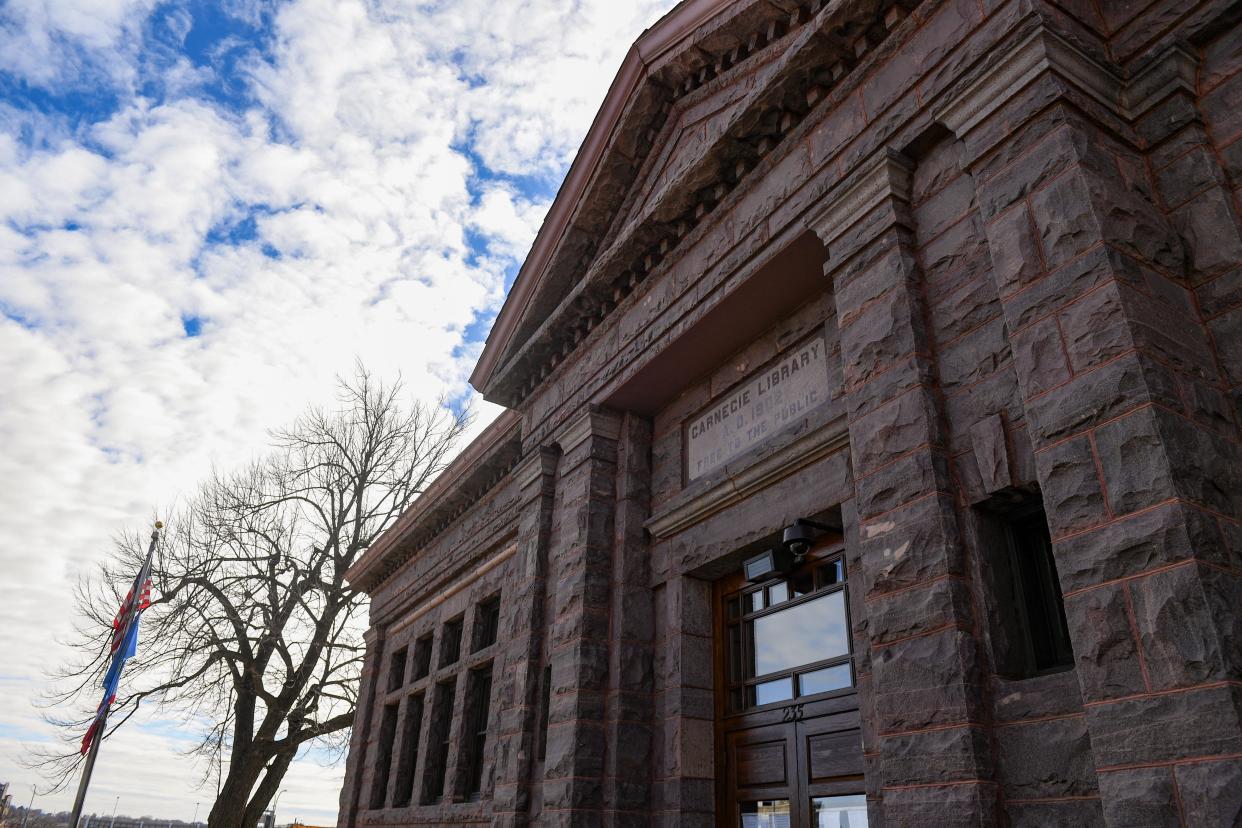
<box><xmin>338</xmin><ymin>625</ymin><xmax>384</xmax><ymax>827</ymax></box>
<box><xmin>492</xmin><ymin>446</ymin><xmax>560</xmax><ymax>828</ymax></box>
<box><xmin>938</xmin><ymin>23</ymin><xmax>1242</xmax><ymax>826</ymax></box>
<box><xmin>810</xmin><ymin>149</ymin><xmax>996</xmax><ymax>825</ymax></box>
<box><xmin>543</xmin><ymin>407</ymin><xmax>623</xmax><ymax>826</ymax></box>
<box><xmin>602</xmin><ymin>413</ymin><xmax>656</xmax><ymax>824</ymax></box>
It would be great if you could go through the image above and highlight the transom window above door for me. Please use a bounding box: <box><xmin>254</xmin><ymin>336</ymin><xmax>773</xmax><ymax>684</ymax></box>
<box><xmin>724</xmin><ymin>553</ymin><xmax>853</xmax><ymax>712</ymax></box>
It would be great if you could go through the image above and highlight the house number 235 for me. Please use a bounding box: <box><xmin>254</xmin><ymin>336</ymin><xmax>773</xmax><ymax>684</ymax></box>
<box><xmin>781</xmin><ymin>704</ymin><xmax>805</xmax><ymax>722</ymax></box>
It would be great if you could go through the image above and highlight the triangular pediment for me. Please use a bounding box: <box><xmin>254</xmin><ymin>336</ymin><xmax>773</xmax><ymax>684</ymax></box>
<box><xmin>472</xmin><ymin>0</ymin><xmax>912</xmax><ymax>407</ymax></box>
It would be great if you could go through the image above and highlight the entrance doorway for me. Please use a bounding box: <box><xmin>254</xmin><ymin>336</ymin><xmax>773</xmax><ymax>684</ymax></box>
<box><xmin>715</xmin><ymin>535</ymin><xmax>867</xmax><ymax>828</ymax></box>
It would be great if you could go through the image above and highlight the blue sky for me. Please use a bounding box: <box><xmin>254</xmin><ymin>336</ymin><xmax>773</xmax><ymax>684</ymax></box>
<box><xmin>0</xmin><ymin>0</ymin><xmax>675</xmax><ymax>819</ymax></box>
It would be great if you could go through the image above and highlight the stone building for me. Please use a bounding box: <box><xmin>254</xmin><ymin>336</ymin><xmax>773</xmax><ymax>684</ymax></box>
<box><xmin>337</xmin><ymin>0</ymin><xmax>1242</xmax><ymax>824</ymax></box>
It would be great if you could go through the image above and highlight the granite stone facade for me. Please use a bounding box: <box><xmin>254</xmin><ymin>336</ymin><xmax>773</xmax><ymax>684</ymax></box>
<box><xmin>338</xmin><ymin>1</ymin><xmax>1242</xmax><ymax>825</ymax></box>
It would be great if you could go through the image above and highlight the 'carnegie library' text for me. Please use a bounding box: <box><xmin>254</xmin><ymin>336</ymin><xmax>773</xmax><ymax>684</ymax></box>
<box><xmin>685</xmin><ymin>336</ymin><xmax>829</xmax><ymax>481</ymax></box>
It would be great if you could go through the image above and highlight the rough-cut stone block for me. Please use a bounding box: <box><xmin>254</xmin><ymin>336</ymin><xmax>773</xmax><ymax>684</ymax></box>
<box><xmin>1086</xmin><ymin>683</ymin><xmax>1242</xmax><ymax>767</ymax></box>
<box><xmin>881</xmin><ymin>781</ymin><xmax>998</xmax><ymax>826</ymax></box>
<box><xmin>859</xmin><ymin>494</ymin><xmax>965</xmax><ymax>595</ymax></box>
<box><xmin>880</xmin><ymin>724</ymin><xmax>990</xmax><ymax>786</ymax></box>
<box><xmin>996</xmin><ymin>715</ymin><xmax>1098</xmax><ymax>799</ymax></box>
<box><xmin>1004</xmin><ymin>800</ymin><xmax>1105</xmax><ymax>828</ymax></box>
<box><xmin>1010</xmin><ymin>316</ymin><xmax>1072</xmax><ymax>398</ymax></box>
<box><xmin>1175</xmin><ymin>758</ymin><xmax>1242</xmax><ymax>826</ymax></box>
<box><xmin>1034</xmin><ymin>435</ymin><xmax>1109</xmax><ymax>537</ymax></box>
<box><xmin>1098</xmin><ymin>766</ymin><xmax>1182</xmax><ymax>827</ymax></box>
<box><xmin>872</xmin><ymin>628</ymin><xmax>983</xmax><ymax>732</ymax></box>
<box><xmin>1063</xmin><ymin>584</ymin><xmax>1148</xmax><ymax>703</ymax></box>
<box><xmin>1130</xmin><ymin>562</ymin><xmax>1242</xmax><ymax>690</ymax></box>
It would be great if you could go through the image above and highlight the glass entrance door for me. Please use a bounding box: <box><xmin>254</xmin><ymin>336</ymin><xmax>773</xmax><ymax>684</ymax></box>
<box><xmin>716</xmin><ymin>536</ymin><xmax>868</xmax><ymax>828</ymax></box>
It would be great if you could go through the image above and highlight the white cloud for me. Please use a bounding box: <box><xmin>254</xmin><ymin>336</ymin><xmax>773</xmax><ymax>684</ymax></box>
<box><xmin>0</xmin><ymin>0</ymin><xmax>677</xmax><ymax>819</ymax></box>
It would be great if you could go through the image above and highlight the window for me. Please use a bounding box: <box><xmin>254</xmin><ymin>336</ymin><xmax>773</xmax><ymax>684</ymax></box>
<box><xmin>392</xmin><ymin>693</ymin><xmax>424</xmax><ymax>807</ymax></box>
<box><xmin>459</xmin><ymin>664</ymin><xmax>494</xmax><ymax>797</ymax></box>
<box><xmin>724</xmin><ymin>555</ymin><xmax>853</xmax><ymax>712</ymax></box>
<box><xmin>370</xmin><ymin>703</ymin><xmax>399</xmax><ymax>809</ymax></box>
<box><xmin>472</xmin><ymin>596</ymin><xmax>501</xmax><ymax>652</ymax></box>
<box><xmin>537</xmin><ymin>664</ymin><xmax>551</xmax><ymax>763</ymax></box>
<box><xmin>440</xmin><ymin>616</ymin><xmax>463</xmax><ymax>668</ymax></box>
<box><xmin>387</xmin><ymin>646</ymin><xmax>407</xmax><ymax>692</ymax></box>
<box><xmin>412</xmin><ymin>634</ymin><xmax>433</xmax><ymax>681</ymax></box>
<box><xmin>421</xmin><ymin>678</ymin><xmax>457</xmax><ymax>804</ymax></box>
<box><xmin>1007</xmin><ymin>508</ymin><xmax>1073</xmax><ymax>675</ymax></box>
<box><xmin>740</xmin><ymin>799</ymin><xmax>789</xmax><ymax>828</ymax></box>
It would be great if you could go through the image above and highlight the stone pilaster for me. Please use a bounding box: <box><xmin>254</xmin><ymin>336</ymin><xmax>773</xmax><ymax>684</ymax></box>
<box><xmin>810</xmin><ymin>149</ymin><xmax>996</xmax><ymax>825</ymax></box>
<box><xmin>939</xmin><ymin>22</ymin><xmax>1242</xmax><ymax>826</ymax></box>
<box><xmin>543</xmin><ymin>407</ymin><xmax>623</xmax><ymax>827</ymax></box>
<box><xmin>602</xmin><ymin>414</ymin><xmax>656</xmax><ymax>825</ymax></box>
<box><xmin>492</xmin><ymin>446</ymin><xmax>560</xmax><ymax>827</ymax></box>
<box><xmin>339</xmin><ymin>624</ymin><xmax>384</xmax><ymax>827</ymax></box>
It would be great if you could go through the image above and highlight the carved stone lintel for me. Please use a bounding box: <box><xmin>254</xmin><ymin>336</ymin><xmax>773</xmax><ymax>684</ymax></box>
<box><xmin>646</xmin><ymin>415</ymin><xmax>848</xmax><ymax>539</ymax></box>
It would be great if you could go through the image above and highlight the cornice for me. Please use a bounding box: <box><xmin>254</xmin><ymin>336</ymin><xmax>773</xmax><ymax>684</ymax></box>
<box><xmin>808</xmin><ymin>147</ymin><xmax>913</xmax><ymax>248</ymax></box>
<box><xmin>557</xmin><ymin>406</ymin><xmax>624</xmax><ymax>455</ymax></box>
<box><xmin>346</xmin><ymin>410</ymin><xmax>523</xmax><ymax>592</ymax></box>
<box><xmin>935</xmin><ymin>25</ymin><xmax>1122</xmax><ymax>138</ymax></box>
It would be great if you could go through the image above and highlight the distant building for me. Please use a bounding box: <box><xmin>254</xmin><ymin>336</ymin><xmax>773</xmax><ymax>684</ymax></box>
<box><xmin>337</xmin><ymin>0</ymin><xmax>1242</xmax><ymax>825</ymax></box>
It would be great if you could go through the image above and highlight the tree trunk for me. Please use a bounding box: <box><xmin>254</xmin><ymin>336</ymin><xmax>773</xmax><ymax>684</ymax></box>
<box><xmin>206</xmin><ymin>756</ymin><xmax>267</xmax><ymax>828</ymax></box>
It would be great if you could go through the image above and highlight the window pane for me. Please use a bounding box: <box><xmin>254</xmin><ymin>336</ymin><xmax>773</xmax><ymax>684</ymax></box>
<box><xmin>790</xmin><ymin>571</ymin><xmax>814</xmax><ymax>598</ymax></box>
<box><xmin>412</xmin><ymin>635</ymin><xmax>432</xmax><ymax>680</ymax></box>
<box><xmin>751</xmin><ymin>676</ymin><xmax>794</xmax><ymax>706</ymax></box>
<box><xmin>472</xmin><ymin>596</ymin><xmax>501</xmax><ymax>652</ymax></box>
<box><xmin>440</xmin><ymin>617</ymin><xmax>463</xmax><ymax>667</ymax></box>
<box><xmin>768</xmin><ymin>581</ymin><xmax>789</xmax><ymax>605</ymax></box>
<box><xmin>799</xmin><ymin>663</ymin><xmax>852</xmax><ymax>696</ymax></box>
<box><xmin>752</xmin><ymin>591</ymin><xmax>848</xmax><ymax>677</ymax></box>
<box><xmin>750</xmin><ymin>590</ymin><xmax>765</xmax><ymax>613</ymax></box>
<box><xmin>740</xmin><ymin>799</ymin><xmax>791</xmax><ymax>828</ymax></box>
<box><xmin>818</xmin><ymin>560</ymin><xmax>843</xmax><ymax>588</ymax></box>
<box><xmin>811</xmin><ymin>794</ymin><xmax>869</xmax><ymax>827</ymax></box>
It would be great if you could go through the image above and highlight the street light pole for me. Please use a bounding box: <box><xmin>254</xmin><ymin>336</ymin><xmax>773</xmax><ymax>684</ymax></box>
<box><xmin>110</xmin><ymin>795</ymin><xmax>119</xmax><ymax>828</ymax></box>
<box><xmin>20</xmin><ymin>784</ymin><xmax>35</xmax><ymax>828</ymax></box>
<box><xmin>272</xmin><ymin>789</ymin><xmax>287</xmax><ymax>828</ymax></box>
<box><xmin>192</xmin><ymin>800</ymin><xmax>200</xmax><ymax>828</ymax></box>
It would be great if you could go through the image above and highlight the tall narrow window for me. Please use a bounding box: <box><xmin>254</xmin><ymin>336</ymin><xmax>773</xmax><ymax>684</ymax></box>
<box><xmin>421</xmin><ymin>677</ymin><xmax>457</xmax><ymax>804</ymax></box>
<box><xmin>440</xmin><ymin>616</ymin><xmax>463</xmax><ymax>668</ymax></box>
<box><xmin>387</xmin><ymin>646</ymin><xmax>407</xmax><ymax>692</ymax></box>
<box><xmin>537</xmin><ymin>663</ymin><xmax>551</xmax><ymax>763</ymax></box>
<box><xmin>369</xmin><ymin>703</ymin><xmax>399</xmax><ymax>809</ymax></box>
<box><xmin>412</xmin><ymin>634</ymin><xmax>433</xmax><ymax>681</ymax></box>
<box><xmin>460</xmin><ymin>664</ymin><xmax>494</xmax><ymax>798</ymax></box>
<box><xmin>392</xmin><ymin>693</ymin><xmax>424</xmax><ymax>807</ymax></box>
<box><xmin>1008</xmin><ymin>509</ymin><xmax>1074</xmax><ymax>673</ymax></box>
<box><xmin>472</xmin><ymin>596</ymin><xmax>501</xmax><ymax>652</ymax></box>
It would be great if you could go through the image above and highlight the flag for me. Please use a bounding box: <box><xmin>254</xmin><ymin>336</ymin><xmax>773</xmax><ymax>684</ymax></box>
<box><xmin>110</xmin><ymin>579</ymin><xmax>151</xmax><ymax>656</ymax></box>
<box><xmin>81</xmin><ymin>579</ymin><xmax>153</xmax><ymax>754</ymax></box>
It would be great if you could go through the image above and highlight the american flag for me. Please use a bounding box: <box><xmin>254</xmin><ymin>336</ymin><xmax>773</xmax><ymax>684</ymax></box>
<box><xmin>81</xmin><ymin>574</ymin><xmax>155</xmax><ymax>754</ymax></box>
<box><xmin>109</xmin><ymin>579</ymin><xmax>152</xmax><ymax>655</ymax></box>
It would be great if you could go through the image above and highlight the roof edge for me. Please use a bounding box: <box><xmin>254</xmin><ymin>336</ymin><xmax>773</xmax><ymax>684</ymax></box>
<box><xmin>345</xmin><ymin>408</ymin><xmax>522</xmax><ymax>589</ymax></box>
<box><xmin>469</xmin><ymin>0</ymin><xmax>737</xmax><ymax>395</ymax></box>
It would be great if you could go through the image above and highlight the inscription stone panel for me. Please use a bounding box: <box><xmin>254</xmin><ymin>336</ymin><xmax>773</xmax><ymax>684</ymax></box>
<box><xmin>685</xmin><ymin>336</ymin><xmax>830</xmax><ymax>481</ymax></box>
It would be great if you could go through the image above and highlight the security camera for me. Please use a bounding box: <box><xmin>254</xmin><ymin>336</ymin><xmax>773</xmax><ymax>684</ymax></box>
<box><xmin>781</xmin><ymin>518</ymin><xmax>836</xmax><ymax>561</ymax></box>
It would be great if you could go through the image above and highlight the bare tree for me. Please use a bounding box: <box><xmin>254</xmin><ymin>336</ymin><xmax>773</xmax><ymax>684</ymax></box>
<box><xmin>33</xmin><ymin>369</ymin><xmax>468</xmax><ymax>828</ymax></box>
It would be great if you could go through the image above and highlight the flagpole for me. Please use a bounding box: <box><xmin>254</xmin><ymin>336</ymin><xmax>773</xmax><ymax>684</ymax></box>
<box><xmin>68</xmin><ymin>522</ymin><xmax>162</xmax><ymax>828</ymax></box>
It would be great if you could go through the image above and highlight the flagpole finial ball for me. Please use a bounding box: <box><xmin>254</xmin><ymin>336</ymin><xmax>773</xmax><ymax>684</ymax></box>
<box><xmin>154</xmin><ymin>521</ymin><xmax>164</xmax><ymax>530</ymax></box>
